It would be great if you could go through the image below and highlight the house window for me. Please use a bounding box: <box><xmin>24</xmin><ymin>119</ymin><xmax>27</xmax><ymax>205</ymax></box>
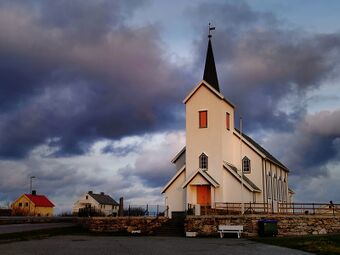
<box><xmin>226</xmin><ymin>112</ymin><xmax>230</xmax><ymax>130</ymax></box>
<box><xmin>199</xmin><ymin>153</ymin><xmax>208</xmax><ymax>169</ymax></box>
<box><xmin>25</xmin><ymin>202</ymin><xmax>28</xmax><ymax>207</ymax></box>
<box><xmin>199</xmin><ymin>111</ymin><xmax>207</xmax><ymax>128</ymax></box>
<box><xmin>86</xmin><ymin>195</ymin><xmax>88</xmax><ymax>200</ymax></box>
<box><xmin>242</xmin><ymin>157</ymin><xmax>251</xmax><ymax>173</ymax></box>
<box><xmin>19</xmin><ymin>203</ymin><xmax>22</xmax><ymax>207</ymax></box>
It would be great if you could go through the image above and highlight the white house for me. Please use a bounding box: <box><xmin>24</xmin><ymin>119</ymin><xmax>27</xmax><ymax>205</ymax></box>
<box><xmin>72</xmin><ymin>191</ymin><xmax>119</xmax><ymax>216</ymax></box>
<box><xmin>162</xmin><ymin>35</ymin><xmax>293</xmax><ymax>218</ymax></box>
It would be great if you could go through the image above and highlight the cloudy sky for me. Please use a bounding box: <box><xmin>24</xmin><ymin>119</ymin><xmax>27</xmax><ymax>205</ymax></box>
<box><xmin>1</xmin><ymin>0</ymin><xmax>340</xmax><ymax>212</ymax></box>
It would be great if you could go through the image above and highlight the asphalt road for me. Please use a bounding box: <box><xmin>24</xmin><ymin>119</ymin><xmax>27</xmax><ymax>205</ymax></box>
<box><xmin>0</xmin><ymin>223</ymin><xmax>77</xmax><ymax>234</ymax></box>
<box><xmin>0</xmin><ymin>235</ymin><xmax>313</xmax><ymax>255</ymax></box>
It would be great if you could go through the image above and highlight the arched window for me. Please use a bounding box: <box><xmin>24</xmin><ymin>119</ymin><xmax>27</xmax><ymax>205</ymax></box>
<box><xmin>266</xmin><ymin>173</ymin><xmax>272</xmax><ymax>199</ymax></box>
<box><xmin>199</xmin><ymin>153</ymin><xmax>208</xmax><ymax>169</ymax></box>
<box><xmin>273</xmin><ymin>174</ymin><xmax>277</xmax><ymax>200</ymax></box>
<box><xmin>242</xmin><ymin>156</ymin><xmax>251</xmax><ymax>173</ymax></box>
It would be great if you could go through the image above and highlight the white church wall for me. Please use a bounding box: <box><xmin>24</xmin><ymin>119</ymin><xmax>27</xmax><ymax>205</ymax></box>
<box><xmin>221</xmin><ymin>170</ymin><xmax>254</xmax><ymax>203</ymax></box>
<box><xmin>231</xmin><ymin>135</ymin><xmax>264</xmax><ymax>194</ymax></box>
<box><xmin>164</xmin><ymin>170</ymin><xmax>186</xmax><ymax>217</ymax></box>
<box><xmin>186</xmin><ymin>85</ymin><xmax>224</xmax><ymax>187</ymax></box>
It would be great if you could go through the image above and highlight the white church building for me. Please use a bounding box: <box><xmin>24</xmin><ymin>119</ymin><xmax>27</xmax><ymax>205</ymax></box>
<box><xmin>162</xmin><ymin>34</ymin><xmax>294</xmax><ymax>218</ymax></box>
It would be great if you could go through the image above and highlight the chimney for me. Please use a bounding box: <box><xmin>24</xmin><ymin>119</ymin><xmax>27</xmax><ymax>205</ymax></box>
<box><xmin>31</xmin><ymin>190</ymin><xmax>36</xmax><ymax>196</ymax></box>
<box><xmin>119</xmin><ymin>197</ymin><xmax>124</xmax><ymax>217</ymax></box>
<box><xmin>88</xmin><ymin>191</ymin><xmax>93</xmax><ymax>194</ymax></box>
<box><xmin>100</xmin><ymin>192</ymin><xmax>104</xmax><ymax>195</ymax></box>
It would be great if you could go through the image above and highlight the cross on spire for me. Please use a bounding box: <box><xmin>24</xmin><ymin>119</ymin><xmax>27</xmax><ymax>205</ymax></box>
<box><xmin>208</xmin><ymin>22</ymin><xmax>215</xmax><ymax>38</ymax></box>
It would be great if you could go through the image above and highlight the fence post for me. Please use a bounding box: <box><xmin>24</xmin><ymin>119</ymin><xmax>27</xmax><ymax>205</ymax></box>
<box><xmin>157</xmin><ymin>205</ymin><xmax>159</xmax><ymax>217</ymax></box>
<box><xmin>128</xmin><ymin>205</ymin><xmax>130</xmax><ymax>217</ymax></box>
<box><xmin>312</xmin><ymin>203</ymin><xmax>315</xmax><ymax>215</ymax></box>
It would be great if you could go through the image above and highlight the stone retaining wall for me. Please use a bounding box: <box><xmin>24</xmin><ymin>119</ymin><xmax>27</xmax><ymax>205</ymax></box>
<box><xmin>78</xmin><ymin>217</ymin><xmax>168</xmax><ymax>235</ymax></box>
<box><xmin>185</xmin><ymin>215</ymin><xmax>340</xmax><ymax>237</ymax></box>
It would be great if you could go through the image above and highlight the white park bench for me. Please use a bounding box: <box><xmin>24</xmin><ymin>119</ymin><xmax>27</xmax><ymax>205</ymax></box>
<box><xmin>218</xmin><ymin>225</ymin><xmax>243</xmax><ymax>238</ymax></box>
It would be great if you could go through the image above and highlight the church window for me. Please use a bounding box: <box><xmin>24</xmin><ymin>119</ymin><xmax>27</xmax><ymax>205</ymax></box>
<box><xmin>199</xmin><ymin>111</ymin><xmax>207</xmax><ymax>128</ymax></box>
<box><xmin>242</xmin><ymin>156</ymin><xmax>250</xmax><ymax>173</ymax></box>
<box><xmin>226</xmin><ymin>112</ymin><xmax>230</xmax><ymax>130</ymax></box>
<box><xmin>199</xmin><ymin>153</ymin><xmax>208</xmax><ymax>169</ymax></box>
<box><xmin>278</xmin><ymin>177</ymin><xmax>282</xmax><ymax>202</ymax></box>
<box><xmin>273</xmin><ymin>174</ymin><xmax>277</xmax><ymax>200</ymax></box>
<box><xmin>267</xmin><ymin>172</ymin><xmax>272</xmax><ymax>199</ymax></box>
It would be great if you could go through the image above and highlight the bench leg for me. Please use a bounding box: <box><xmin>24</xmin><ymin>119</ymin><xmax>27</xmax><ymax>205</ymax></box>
<box><xmin>220</xmin><ymin>232</ymin><xmax>224</xmax><ymax>238</ymax></box>
<box><xmin>237</xmin><ymin>232</ymin><xmax>240</xmax><ymax>239</ymax></box>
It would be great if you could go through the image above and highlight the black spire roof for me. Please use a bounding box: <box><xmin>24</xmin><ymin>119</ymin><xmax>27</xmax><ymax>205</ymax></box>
<box><xmin>203</xmin><ymin>38</ymin><xmax>220</xmax><ymax>92</ymax></box>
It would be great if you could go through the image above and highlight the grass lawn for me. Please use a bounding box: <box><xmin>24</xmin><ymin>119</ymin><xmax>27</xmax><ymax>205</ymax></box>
<box><xmin>254</xmin><ymin>234</ymin><xmax>340</xmax><ymax>255</ymax></box>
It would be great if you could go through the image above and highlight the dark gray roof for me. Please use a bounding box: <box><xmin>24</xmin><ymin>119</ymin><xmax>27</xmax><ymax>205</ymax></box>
<box><xmin>89</xmin><ymin>193</ymin><xmax>118</xmax><ymax>205</ymax></box>
<box><xmin>203</xmin><ymin>38</ymin><xmax>220</xmax><ymax>92</ymax></box>
<box><xmin>235</xmin><ymin>129</ymin><xmax>289</xmax><ymax>171</ymax></box>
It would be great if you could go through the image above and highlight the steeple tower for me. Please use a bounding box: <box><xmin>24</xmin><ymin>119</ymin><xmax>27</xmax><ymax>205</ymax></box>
<box><xmin>203</xmin><ymin>24</ymin><xmax>220</xmax><ymax>92</ymax></box>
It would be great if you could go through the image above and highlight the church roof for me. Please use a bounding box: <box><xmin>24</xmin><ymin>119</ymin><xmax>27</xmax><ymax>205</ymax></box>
<box><xmin>234</xmin><ymin>129</ymin><xmax>289</xmax><ymax>171</ymax></box>
<box><xmin>183</xmin><ymin>80</ymin><xmax>235</xmax><ymax>108</ymax></box>
<box><xmin>203</xmin><ymin>38</ymin><xmax>219</xmax><ymax>92</ymax></box>
<box><xmin>223</xmin><ymin>162</ymin><xmax>261</xmax><ymax>192</ymax></box>
<box><xmin>182</xmin><ymin>169</ymin><xmax>219</xmax><ymax>188</ymax></box>
<box><xmin>161</xmin><ymin>165</ymin><xmax>186</xmax><ymax>193</ymax></box>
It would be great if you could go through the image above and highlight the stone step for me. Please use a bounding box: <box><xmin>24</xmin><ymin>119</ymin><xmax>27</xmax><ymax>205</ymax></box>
<box><xmin>154</xmin><ymin>219</ymin><xmax>185</xmax><ymax>236</ymax></box>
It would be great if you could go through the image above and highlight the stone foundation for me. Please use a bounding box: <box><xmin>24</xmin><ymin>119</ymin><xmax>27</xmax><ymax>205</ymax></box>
<box><xmin>78</xmin><ymin>217</ymin><xmax>169</xmax><ymax>235</ymax></box>
<box><xmin>185</xmin><ymin>215</ymin><xmax>340</xmax><ymax>237</ymax></box>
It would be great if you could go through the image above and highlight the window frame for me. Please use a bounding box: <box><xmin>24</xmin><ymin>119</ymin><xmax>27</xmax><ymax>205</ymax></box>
<box><xmin>199</xmin><ymin>153</ymin><xmax>208</xmax><ymax>170</ymax></box>
<box><xmin>226</xmin><ymin>112</ymin><xmax>230</xmax><ymax>130</ymax></box>
<box><xmin>242</xmin><ymin>156</ymin><xmax>251</xmax><ymax>173</ymax></box>
<box><xmin>199</xmin><ymin>110</ymin><xmax>208</xmax><ymax>128</ymax></box>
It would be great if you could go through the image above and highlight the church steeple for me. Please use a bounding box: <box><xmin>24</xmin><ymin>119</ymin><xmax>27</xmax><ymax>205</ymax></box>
<box><xmin>203</xmin><ymin>24</ymin><xmax>220</xmax><ymax>92</ymax></box>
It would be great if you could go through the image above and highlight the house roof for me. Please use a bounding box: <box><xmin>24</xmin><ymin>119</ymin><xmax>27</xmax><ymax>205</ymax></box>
<box><xmin>25</xmin><ymin>194</ymin><xmax>55</xmax><ymax>207</ymax></box>
<box><xmin>88</xmin><ymin>192</ymin><xmax>118</xmax><ymax>205</ymax></box>
<box><xmin>182</xmin><ymin>169</ymin><xmax>220</xmax><ymax>188</ymax></box>
<box><xmin>223</xmin><ymin>162</ymin><xmax>261</xmax><ymax>193</ymax></box>
<box><xmin>162</xmin><ymin>165</ymin><xmax>186</xmax><ymax>193</ymax></box>
<box><xmin>234</xmin><ymin>129</ymin><xmax>289</xmax><ymax>171</ymax></box>
<box><xmin>203</xmin><ymin>38</ymin><xmax>219</xmax><ymax>92</ymax></box>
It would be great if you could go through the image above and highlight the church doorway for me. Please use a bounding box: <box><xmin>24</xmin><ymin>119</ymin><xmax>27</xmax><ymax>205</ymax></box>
<box><xmin>196</xmin><ymin>185</ymin><xmax>211</xmax><ymax>205</ymax></box>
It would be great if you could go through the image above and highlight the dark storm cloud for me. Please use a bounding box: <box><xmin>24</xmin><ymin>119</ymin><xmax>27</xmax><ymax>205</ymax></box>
<box><xmin>264</xmin><ymin>110</ymin><xmax>340</xmax><ymax>176</ymax></box>
<box><xmin>0</xmin><ymin>1</ymin><xmax>190</xmax><ymax>158</ymax></box>
<box><xmin>117</xmin><ymin>132</ymin><xmax>185</xmax><ymax>188</ymax></box>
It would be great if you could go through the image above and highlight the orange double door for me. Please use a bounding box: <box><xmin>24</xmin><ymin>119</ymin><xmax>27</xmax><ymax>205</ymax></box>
<box><xmin>196</xmin><ymin>185</ymin><xmax>211</xmax><ymax>205</ymax></box>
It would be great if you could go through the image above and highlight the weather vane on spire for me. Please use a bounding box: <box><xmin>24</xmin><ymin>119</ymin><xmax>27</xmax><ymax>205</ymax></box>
<box><xmin>208</xmin><ymin>22</ymin><xmax>216</xmax><ymax>38</ymax></box>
